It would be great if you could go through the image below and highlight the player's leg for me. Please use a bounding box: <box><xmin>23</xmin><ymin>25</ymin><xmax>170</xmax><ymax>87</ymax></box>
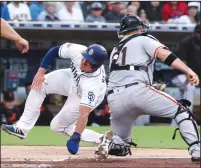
<box><xmin>105</xmin><ymin>84</ymin><xmax>199</xmax><ymax>161</ymax></box>
<box><xmin>133</xmin><ymin>115</ymin><xmax>150</xmax><ymax>126</ymax></box>
<box><xmin>138</xmin><ymin>85</ymin><xmax>200</xmax><ymax>162</ymax></box>
<box><xmin>96</xmin><ymin>88</ymin><xmax>140</xmax><ymax>159</ymax></box>
<box><xmin>109</xmin><ymin>93</ymin><xmax>140</xmax><ymax>143</ymax></box>
<box><xmin>171</xmin><ymin>74</ymin><xmax>195</xmax><ymax>126</ymax></box>
<box><xmin>50</xmin><ymin>86</ymin><xmax>103</xmax><ymax>144</ymax></box>
<box><xmin>2</xmin><ymin>69</ymin><xmax>72</xmax><ymax>138</ymax></box>
<box><xmin>184</xmin><ymin>83</ymin><xmax>195</xmax><ymax>111</ymax></box>
<box><xmin>171</xmin><ymin>84</ymin><xmax>195</xmax><ymax>126</ymax></box>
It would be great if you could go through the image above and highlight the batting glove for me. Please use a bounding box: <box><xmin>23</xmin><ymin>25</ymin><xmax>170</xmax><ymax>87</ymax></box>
<box><xmin>66</xmin><ymin>132</ymin><xmax>81</xmax><ymax>155</ymax></box>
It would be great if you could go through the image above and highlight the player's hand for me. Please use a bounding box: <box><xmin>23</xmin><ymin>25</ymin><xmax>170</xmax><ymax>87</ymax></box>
<box><xmin>15</xmin><ymin>37</ymin><xmax>29</xmax><ymax>54</ymax></box>
<box><xmin>186</xmin><ymin>69</ymin><xmax>199</xmax><ymax>86</ymax></box>
<box><xmin>67</xmin><ymin>132</ymin><xmax>81</xmax><ymax>155</ymax></box>
<box><xmin>31</xmin><ymin>72</ymin><xmax>45</xmax><ymax>91</ymax></box>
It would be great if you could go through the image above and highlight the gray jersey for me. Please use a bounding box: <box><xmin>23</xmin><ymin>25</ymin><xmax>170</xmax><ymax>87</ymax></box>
<box><xmin>108</xmin><ymin>34</ymin><xmax>167</xmax><ymax>90</ymax></box>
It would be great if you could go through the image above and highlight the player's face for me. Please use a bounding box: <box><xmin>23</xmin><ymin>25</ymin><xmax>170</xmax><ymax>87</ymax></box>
<box><xmin>80</xmin><ymin>57</ymin><xmax>91</xmax><ymax>72</ymax></box>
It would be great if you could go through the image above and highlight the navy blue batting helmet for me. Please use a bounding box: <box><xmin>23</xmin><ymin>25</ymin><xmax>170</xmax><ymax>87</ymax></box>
<box><xmin>81</xmin><ymin>44</ymin><xmax>108</xmax><ymax>65</ymax></box>
<box><xmin>118</xmin><ymin>14</ymin><xmax>149</xmax><ymax>34</ymax></box>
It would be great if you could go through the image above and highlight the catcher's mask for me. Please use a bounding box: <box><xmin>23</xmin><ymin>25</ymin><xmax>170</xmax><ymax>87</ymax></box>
<box><xmin>117</xmin><ymin>14</ymin><xmax>149</xmax><ymax>39</ymax></box>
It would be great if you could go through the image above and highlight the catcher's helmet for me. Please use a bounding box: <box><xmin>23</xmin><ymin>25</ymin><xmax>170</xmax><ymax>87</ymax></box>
<box><xmin>118</xmin><ymin>14</ymin><xmax>149</xmax><ymax>37</ymax></box>
<box><xmin>81</xmin><ymin>44</ymin><xmax>108</xmax><ymax>65</ymax></box>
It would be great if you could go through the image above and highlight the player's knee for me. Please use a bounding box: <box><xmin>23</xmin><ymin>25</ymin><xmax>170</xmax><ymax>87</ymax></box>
<box><xmin>64</xmin><ymin>126</ymin><xmax>74</xmax><ymax>136</ymax></box>
<box><xmin>50</xmin><ymin>118</ymin><xmax>60</xmax><ymax>133</ymax></box>
<box><xmin>30</xmin><ymin>83</ymin><xmax>47</xmax><ymax>96</ymax></box>
<box><xmin>174</xmin><ymin>99</ymin><xmax>193</xmax><ymax>124</ymax></box>
<box><xmin>50</xmin><ymin>119</ymin><xmax>74</xmax><ymax>135</ymax></box>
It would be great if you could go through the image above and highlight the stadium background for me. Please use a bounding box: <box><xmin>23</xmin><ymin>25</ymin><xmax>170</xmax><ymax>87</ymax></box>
<box><xmin>0</xmin><ymin>1</ymin><xmax>200</xmax><ymax>126</ymax></box>
<box><xmin>1</xmin><ymin>1</ymin><xmax>201</xmax><ymax>168</ymax></box>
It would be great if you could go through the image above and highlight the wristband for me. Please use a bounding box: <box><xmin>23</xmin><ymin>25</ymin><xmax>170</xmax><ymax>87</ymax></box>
<box><xmin>71</xmin><ymin>132</ymin><xmax>81</xmax><ymax>142</ymax></box>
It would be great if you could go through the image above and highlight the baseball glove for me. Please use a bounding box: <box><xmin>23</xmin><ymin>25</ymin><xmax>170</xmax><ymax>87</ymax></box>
<box><xmin>152</xmin><ymin>82</ymin><xmax>167</xmax><ymax>91</ymax></box>
<box><xmin>108</xmin><ymin>135</ymin><xmax>137</xmax><ymax>157</ymax></box>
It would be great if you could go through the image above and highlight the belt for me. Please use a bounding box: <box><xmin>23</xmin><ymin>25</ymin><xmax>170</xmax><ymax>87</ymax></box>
<box><xmin>110</xmin><ymin>65</ymin><xmax>148</xmax><ymax>72</ymax></box>
<box><xmin>108</xmin><ymin>82</ymin><xmax>139</xmax><ymax>96</ymax></box>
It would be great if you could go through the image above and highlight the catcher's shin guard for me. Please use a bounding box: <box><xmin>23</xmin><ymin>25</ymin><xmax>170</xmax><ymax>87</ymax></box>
<box><xmin>172</xmin><ymin>99</ymin><xmax>200</xmax><ymax>156</ymax></box>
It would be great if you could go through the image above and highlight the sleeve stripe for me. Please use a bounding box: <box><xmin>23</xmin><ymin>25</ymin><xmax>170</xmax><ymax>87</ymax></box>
<box><xmin>80</xmin><ymin>103</ymin><xmax>94</xmax><ymax>108</ymax></box>
<box><xmin>59</xmin><ymin>45</ymin><xmax>63</xmax><ymax>57</ymax></box>
<box><xmin>153</xmin><ymin>46</ymin><xmax>164</xmax><ymax>58</ymax></box>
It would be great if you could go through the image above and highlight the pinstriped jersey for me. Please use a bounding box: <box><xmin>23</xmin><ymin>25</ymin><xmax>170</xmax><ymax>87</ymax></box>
<box><xmin>108</xmin><ymin>34</ymin><xmax>167</xmax><ymax>90</ymax></box>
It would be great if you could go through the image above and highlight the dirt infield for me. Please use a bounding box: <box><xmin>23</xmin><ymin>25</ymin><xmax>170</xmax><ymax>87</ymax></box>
<box><xmin>1</xmin><ymin>146</ymin><xmax>200</xmax><ymax>168</ymax></box>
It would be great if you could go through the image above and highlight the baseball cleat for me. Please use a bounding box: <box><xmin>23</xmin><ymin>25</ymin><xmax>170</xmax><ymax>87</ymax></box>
<box><xmin>191</xmin><ymin>150</ymin><xmax>200</xmax><ymax>163</ymax></box>
<box><xmin>2</xmin><ymin>124</ymin><xmax>26</xmax><ymax>139</ymax></box>
<box><xmin>95</xmin><ymin>131</ymin><xmax>113</xmax><ymax>161</ymax></box>
<box><xmin>191</xmin><ymin>156</ymin><xmax>200</xmax><ymax>163</ymax></box>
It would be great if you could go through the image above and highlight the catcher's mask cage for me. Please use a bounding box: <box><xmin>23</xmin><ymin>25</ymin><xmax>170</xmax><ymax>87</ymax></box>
<box><xmin>117</xmin><ymin>14</ymin><xmax>149</xmax><ymax>39</ymax></box>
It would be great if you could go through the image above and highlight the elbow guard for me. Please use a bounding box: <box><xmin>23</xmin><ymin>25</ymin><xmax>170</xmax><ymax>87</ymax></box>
<box><xmin>164</xmin><ymin>53</ymin><xmax>177</xmax><ymax>66</ymax></box>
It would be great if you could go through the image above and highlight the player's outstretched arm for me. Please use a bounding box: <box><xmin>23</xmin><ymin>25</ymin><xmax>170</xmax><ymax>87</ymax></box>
<box><xmin>74</xmin><ymin>105</ymin><xmax>92</xmax><ymax>134</ymax></box>
<box><xmin>31</xmin><ymin>46</ymin><xmax>60</xmax><ymax>90</ymax></box>
<box><xmin>1</xmin><ymin>18</ymin><xmax>29</xmax><ymax>53</ymax></box>
<box><xmin>66</xmin><ymin>105</ymin><xmax>92</xmax><ymax>154</ymax></box>
<box><xmin>156</xmin><ymin>48</ymin><xmax>199</xmax><ymax>86</ymax></box>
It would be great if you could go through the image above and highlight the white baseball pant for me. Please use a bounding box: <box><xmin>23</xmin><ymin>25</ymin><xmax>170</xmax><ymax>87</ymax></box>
<box><xmin>16</xmin><ymin>69</ymin><xmax>103</xmax><ymax>144</ymax></box>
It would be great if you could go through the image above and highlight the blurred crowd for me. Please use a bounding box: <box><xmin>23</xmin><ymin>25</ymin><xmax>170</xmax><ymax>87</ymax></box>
<box><xmin>0</xmin><ymin>1</ymin><xmax>200</xmax><ymax>25</ymax></box>
<box><xmin>1</xmin><ymin>22</ymin><xmax>200</xmax><ymax>126</ymax></box>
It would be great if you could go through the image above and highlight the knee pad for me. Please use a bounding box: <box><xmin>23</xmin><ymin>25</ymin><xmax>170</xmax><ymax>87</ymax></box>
<box><xmin>172</xmin><ymin>99</ymin><xmax>200</xmax><ymax>150</ymax></box>
<box><xmin>173</xmin><ymin>99</ymin><xmax>195</xmax><ymax>130</ymax></box>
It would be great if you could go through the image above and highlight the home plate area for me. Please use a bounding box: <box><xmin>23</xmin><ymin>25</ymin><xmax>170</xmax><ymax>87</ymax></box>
<box><xmin>1</xmin><ymin>146</ymin><xmax>200</xmax><ymax>168</ymax></box>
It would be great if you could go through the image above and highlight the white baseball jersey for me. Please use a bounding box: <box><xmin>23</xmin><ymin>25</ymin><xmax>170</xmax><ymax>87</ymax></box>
<box><xmin>108</xmin><ymin>34</ymin><xmax>167</xmax><ymax>90</ymax></box>
<box><xmin>59</xmin><ymin>43</ymin><xmax>106</xmax><ymax>109</ymax></box>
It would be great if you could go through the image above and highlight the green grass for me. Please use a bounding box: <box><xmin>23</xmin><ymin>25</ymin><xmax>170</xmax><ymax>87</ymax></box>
<box><xmin>1</xmin><ymin>126</ymin><xmax>188</xmax><ymax>149</ymax></box>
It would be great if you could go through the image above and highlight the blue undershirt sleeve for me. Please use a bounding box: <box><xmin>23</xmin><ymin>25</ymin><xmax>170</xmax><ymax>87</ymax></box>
<box><xmin>40</xmin><ymin>46</ymin><xmax>60</xmax><ymax>69</ymax></box>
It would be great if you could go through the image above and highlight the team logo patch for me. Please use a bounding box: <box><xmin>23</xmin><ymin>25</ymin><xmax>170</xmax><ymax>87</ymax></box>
<box><xmin>89</xmin><ymin>49</ymin><xmax>94</xmax><ymax>55</ymax></box>
<box><xmin>88</xmin><ymin>91</ymin><xmax>95</xmax><ymax>102</ymax></box>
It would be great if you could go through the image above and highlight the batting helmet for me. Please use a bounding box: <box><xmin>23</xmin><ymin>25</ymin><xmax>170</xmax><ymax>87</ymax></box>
<box><xmin>81</xmin><ymin>44</ymin><xmax>108</xmax><ymax>65</ymax></box>
<box><xmin>118</xmin><ymin>14</ymin><xmax>149</xmax><ymax>35</ymax></box>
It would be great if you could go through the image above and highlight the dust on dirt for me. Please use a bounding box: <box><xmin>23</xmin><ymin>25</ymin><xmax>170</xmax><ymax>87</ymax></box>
<box><xmin>1</xmin><ymin>146</ymin><xmax>200</xmax><ymax>168</ymax></box>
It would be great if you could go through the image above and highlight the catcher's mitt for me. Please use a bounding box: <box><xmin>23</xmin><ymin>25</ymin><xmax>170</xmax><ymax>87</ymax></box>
<box><xmin>108</xmin><ymin>135</ymin><xmax>137</xmax><ymax>157</ymax></box>
<box><xmin>152</xmin><ymin>82</ymin><xmax>167</xmax><ymax>91</ymax></box>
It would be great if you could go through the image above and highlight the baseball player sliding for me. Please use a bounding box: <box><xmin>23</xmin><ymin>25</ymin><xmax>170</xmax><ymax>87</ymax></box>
<box><xmin>2</xmin><ymin>42</ymin><xmax>111</xmax><ymax>155</ymax></box>
<box><xmin>95</xmin><ymin>15</ymin><xmax>200</xmax><ymax>163</ymax></box>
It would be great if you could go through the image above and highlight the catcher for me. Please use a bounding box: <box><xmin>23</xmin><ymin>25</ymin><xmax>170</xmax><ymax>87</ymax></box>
<box><xmin>95</xmin><ymin>15</ymin><xmax>200</xmax><ymax>163</ymax></box>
